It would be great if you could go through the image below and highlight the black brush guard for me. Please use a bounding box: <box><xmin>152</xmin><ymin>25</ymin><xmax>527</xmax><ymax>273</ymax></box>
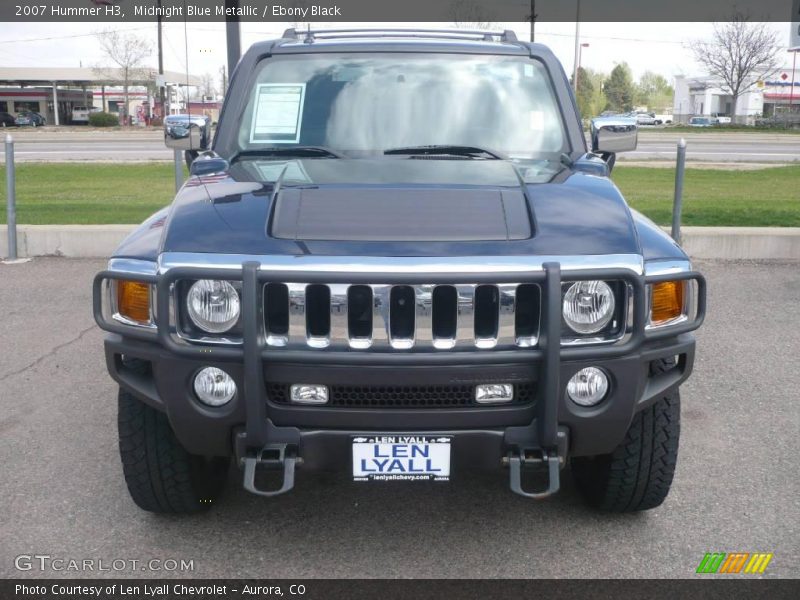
<box><xmin>94</xmin><ymin>261</ymin><xmax>706</xmax><ymax>499</ymax></box>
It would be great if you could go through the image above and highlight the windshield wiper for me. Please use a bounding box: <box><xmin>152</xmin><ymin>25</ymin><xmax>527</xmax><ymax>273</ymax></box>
<box><xmin>231</xmin><ymin>146</ymin><xmax>343</xmax><ymax>161</ymax></box>
<box><xmin>383</xmin><ymin>145</ymin><xmax>505</xmax><ymax>160</ymax></box>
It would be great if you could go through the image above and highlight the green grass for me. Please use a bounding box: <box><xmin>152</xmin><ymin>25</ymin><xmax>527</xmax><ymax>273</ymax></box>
<box><xmin>0</xmin><ymin>163</ymin><xmax>182</xmax><ymax>225</ymax></box>
<box><xmin>613</xmin><ymin>165</ymin><xmax>800</xmax><ymax>227</ymax></box>
<box><xmin>1</xmin><ymin>162</ymin><xmax>798</xmax><ymax>227</ymax></box>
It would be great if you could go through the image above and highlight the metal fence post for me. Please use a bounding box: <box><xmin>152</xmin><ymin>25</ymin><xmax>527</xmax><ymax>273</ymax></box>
<box><xmin>174</xmin><ymin>149</ymin><xmax>184</xmax><ymax>193</ymax></box>
<box><xmin>671</xmin><ymin>138</ymin><xmax>686</xmax><ymax>244</ymax></box>
<box><xmin>5</xmin><ymin>134</ymin><xmax>17</xmax><ymax>260</ymax></box>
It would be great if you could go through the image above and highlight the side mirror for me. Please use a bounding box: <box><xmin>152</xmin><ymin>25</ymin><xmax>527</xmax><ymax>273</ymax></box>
<box><xmin>590</xmin><ymin>117</ymin><xmax>638</xmax><ymax>155</ymax></box>
<box><xmin>164</xmin><ymin>114</ymin><xmax>211</xmax><ymax>152</ymax></box>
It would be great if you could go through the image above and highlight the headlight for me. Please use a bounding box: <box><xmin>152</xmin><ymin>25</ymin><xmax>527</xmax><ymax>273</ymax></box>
<box><xmin>187</xmin><ymin>279</ymin><xmax>241</xmax><ymax>333</ymax></box>
<box><xmin>562</xmin><ymin>280</ymin><xmax>615</xmax><ymax>335</ymax></box>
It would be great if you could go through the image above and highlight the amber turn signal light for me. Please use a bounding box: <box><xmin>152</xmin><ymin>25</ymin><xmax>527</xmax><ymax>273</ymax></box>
<box><xmin>650</xmin><ymin>280</ymin><xmax>684</xmax><ymax>325</ymax></box>
<box><xmin>116</xmin><ymin>280</ymin><xmax>151</xmax><ymax>324</ymax></box>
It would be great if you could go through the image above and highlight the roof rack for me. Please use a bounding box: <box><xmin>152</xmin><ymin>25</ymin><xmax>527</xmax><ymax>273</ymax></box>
<box><xmin>281</xmin><ymin>28</ymin><xmax>519</xmax><ymax>44</ymax></box>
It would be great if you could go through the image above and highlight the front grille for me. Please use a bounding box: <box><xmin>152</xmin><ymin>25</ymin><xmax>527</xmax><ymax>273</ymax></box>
<box><xmin>262</xmin><ymin>283</ymin><xmax>541</xmax><ymax>351</ymax></box>
<box><xmin>267</xmin><ymin>382</ymin><xmax>536</xmax><ymax>408</ymax></box>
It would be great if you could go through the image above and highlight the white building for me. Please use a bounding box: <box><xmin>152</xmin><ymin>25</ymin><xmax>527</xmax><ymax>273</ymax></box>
<box><xmin>673</xmin><ymin>65</ymin><xmax>799</xmax><ymax>124</ymax></box>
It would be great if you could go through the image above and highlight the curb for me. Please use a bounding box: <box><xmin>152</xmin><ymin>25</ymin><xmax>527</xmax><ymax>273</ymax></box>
<box><xmin>2</xmin><ymin>225</ymin><xmax>800</xmax><ymax>261</ymax></box>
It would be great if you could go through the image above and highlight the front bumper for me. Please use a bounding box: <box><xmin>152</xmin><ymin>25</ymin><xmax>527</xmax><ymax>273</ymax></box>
<box><xmin>104</xmin><ymin>330</ymin><xmax>696</xmax><ymax>464</ymax></box>
<box><xmin>96</xmin><ymin>260</ymin><xmax>705</xmax><ymax>486</ymax></box>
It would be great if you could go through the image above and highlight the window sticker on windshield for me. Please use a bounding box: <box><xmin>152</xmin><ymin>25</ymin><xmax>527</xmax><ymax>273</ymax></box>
<box><xmin>250</xmin><ymin>83</ymin><xmax>306</xmax><ymax>144</ymax></box>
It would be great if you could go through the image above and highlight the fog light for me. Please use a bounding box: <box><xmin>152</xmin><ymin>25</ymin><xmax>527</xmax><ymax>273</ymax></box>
<box><xmin>475</xmin><ymin>383</ymin><xmax>514</xmax><ymax>404</ymax></box>
<box><xmin>290</xmin><ymin>384</ymin><xmax>329</xmax><ymax>405</ymax></box>
<box><xmin>567</xmin><ymin>367</ymin><xmax>609</xmax><ymax>407</ymax></box>
<box><xmin>193</xmin><ymin>367</ymin><xmax>236</xmax><ymax>406</ymax></box>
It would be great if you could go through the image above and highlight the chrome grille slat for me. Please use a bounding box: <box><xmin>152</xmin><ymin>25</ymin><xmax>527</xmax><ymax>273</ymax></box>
<box><xmin>264</xmin><ymin>282</ymin><xmax>539</xmax><ymax>351</ymax></box>
<box><xmin>370</xmin><ymin>284</ymin><xmax>392</xmax><ymax>349</ymax></box>
<box><xmin>414</xmin><ymin>285</ymin><xmax>434</xmax><ymax>349</ymax></box>
<box><xmin>454</xmin><ymin>284</ymin><xmax>476</xmax><ymax>348</ymax></box>
<box><xmin>496</xmin><ymin>284</ymin><xmax>518</xmax><ymax>347</ymax></box>
<box><xmin>328</xmin><ymin>283</ymin><xmax>349</xmax><ymax>349</ymax></box>
<box><xmin>286</xmin><ymin>283</ymin><xmax>307</xmax><ymax>346</ymax></box>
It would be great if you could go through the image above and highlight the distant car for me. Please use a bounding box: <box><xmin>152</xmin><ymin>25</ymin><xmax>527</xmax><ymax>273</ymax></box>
<box><xmin>634</xmin><ymin>112</ymin><xmax>658</xmax><ymax>126</ymax></box>
<box><xmin>0</xmin><ymin>112</ymin><xmax>17</xmax><ymax>127</ymax></box>
<box><xmin>711</xmin><ymin>114</ymin><xmax>731</xmax><ymax>125</ymax></box>
<box><xmin>688</xmin><ymin>116</ymin><xmax>713</xmax><ymax>127</ymax></box>
<box><xmin>15</xmin><ymin>111</ymin><xmax>46</xmax><ymax>127</ymax></box>
<box><xmin>72</xmin><ymin>106</ymin><xmax>101</xmax><ymax>124</ymax></box>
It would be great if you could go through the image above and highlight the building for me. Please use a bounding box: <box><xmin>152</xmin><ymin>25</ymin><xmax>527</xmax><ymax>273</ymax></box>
<box><xmin>0</xmin><ymin>67</ymin><xmax>201</xmax><ymax>125</ymax></box>
<box><xmin>673</xmin><ymin>65</ymin><xmax>799</xmax><ymax>124</ymax></box>
<box><xmin>0</xmin><ymin>87</ymin><xmax>88</xmax><ymax>123</ymax></box>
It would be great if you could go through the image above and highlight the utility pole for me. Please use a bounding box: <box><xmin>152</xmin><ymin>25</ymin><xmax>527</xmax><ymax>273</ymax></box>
<box><xmin>790</xmin><ymin>49</ymin><xmax>798</xmax><ymax>118</ymax></box>
<box><xmin>157</xmin><ymin>0</ymin><xmax>166</xmax><ymax>119</ymax></box>
<box><xmin>220</xmin><ymin>64</ymin><xmax>227</xmax><ymax>97</ymax></box>
<box><xmin>572</xmin><ymin>0</ymin><xmax>581</xmax><ymax>92</ymax></box>
<box><xmin>529</xmin><ymin>0</ymin><xmax>536</xmax><ymax>43</ymax></box>
<box><xmin>225</xmin><ymin>0</ymin><xmax>242</xmax><ymax>80</ymax></box>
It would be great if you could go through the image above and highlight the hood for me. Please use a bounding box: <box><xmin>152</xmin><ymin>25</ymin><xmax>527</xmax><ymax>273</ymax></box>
<box><xmin>158</xmin><ymin>158</ymin><xmax>641</xmax><ymax>257</ymax></box>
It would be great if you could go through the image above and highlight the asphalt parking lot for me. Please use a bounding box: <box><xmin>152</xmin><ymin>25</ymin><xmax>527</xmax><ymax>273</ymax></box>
<box><xmin>1</xmin><ymin>258</ymin><xmax>798</xmax><ymax>579</ymax></box>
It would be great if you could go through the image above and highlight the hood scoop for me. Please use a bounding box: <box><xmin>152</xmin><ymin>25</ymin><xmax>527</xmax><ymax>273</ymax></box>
<box><xmin>270</xmin><ymin>187</ymin><xmax>532</xmax><ymax>242</ymax></box>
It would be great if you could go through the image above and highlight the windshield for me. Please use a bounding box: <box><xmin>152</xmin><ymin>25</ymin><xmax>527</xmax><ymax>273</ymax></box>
<box><xmin>231</xmin><ymin>53</ymin><xmax>568</xmax><ymax>160</ymax></box>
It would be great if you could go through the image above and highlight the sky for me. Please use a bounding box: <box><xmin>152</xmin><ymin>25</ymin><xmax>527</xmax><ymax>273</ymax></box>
<box><xmin>0</xmin><ymin>21</ymin><xmax>794</xmax><ymax>92</ymax></box>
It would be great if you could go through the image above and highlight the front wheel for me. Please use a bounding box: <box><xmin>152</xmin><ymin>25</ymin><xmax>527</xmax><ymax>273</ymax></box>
<box><xmin>571</xmin><ymin>360</ymin><xmax>680</xmax><ymax>512</ymax></box>
<box><xmin>117</xmin><ymin>389</ymin><xmax>230</xmax><ymax>513</ymax></box>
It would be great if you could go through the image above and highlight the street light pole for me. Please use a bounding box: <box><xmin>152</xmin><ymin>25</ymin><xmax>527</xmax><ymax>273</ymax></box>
<box><xmin>157</xmin><ymin>0</ymin><xmax>166</xmax><ymax>120</ymax></box>
<box><xmin>790</xmin><ymin>49</ymin><xmax>798</xmax><ymax>116</ymax></box>
<box><xmin>572</xmin><ymin>0</ymin><xmax>581</xmax><ymax>92</ymax></box>
<box><xmin>575</xmin><ymin>43</ymin><xmax>589</xmax><ymax>93</ymax></box>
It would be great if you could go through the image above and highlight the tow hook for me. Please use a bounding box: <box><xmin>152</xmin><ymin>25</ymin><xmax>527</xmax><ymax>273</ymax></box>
<box><xmin>242</xmin><ymin>444</ymin><xmax>298</xmax><ymax>497</ymax></box>
<box><xmin>506</xmin><ymin>448</ymin><xmax>562</xmax><ymax>499</ymax></box>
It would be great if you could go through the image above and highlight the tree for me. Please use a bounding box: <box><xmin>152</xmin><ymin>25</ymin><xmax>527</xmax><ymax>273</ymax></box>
<box><xmin>198</xmin><ymin>72</ymin><xmax>217</xmax><ymax>101</ymax></box>
<box><xmin>94</xmin><ymin>30</ymin><xmax>152</xmax><ymax>125</ymax></box>
<box><xmin>690</xmin><ymin>17</ymin><xmax>780</xmax><ymax>122</ymax></box>
<box><xmin>573</xmin><ymin>66</ymin><xmax>595</xmax><ymax>117</ymax></box>
<box><xmin>636</xmin><ymin>71</ymin><xmax>674</xmax><ymax>112</ymax></box>
<box><xmin>604</xmin><ymin>63</ymin><xmax>635</xmax><ymax>112</ymax></box>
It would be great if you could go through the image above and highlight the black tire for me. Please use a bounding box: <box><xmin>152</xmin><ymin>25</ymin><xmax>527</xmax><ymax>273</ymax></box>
<box><xmin>571</xmin><ymin>359</ymin><xmax>680</xmax><ymax>512</ymax></box>
<box><xmin>118</xmin><ymin>388</ymin><xmax>230</xmax><ymax>513</ymax></box>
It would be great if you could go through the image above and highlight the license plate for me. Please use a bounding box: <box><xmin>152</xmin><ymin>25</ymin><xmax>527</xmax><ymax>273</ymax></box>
<box><xmin>352</xmin><ymin>435</ymin><xmax>451</xmax><ymax>481</ymax></box>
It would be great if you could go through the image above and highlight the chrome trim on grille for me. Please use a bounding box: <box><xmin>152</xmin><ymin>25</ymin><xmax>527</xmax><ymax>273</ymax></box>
<box><xmin>158</xmin><ymin>253</ymin><xmax>644</xmax><ymax>275</ymax></box>
<box><xmin>328</xmin><ymin>283</ymin><xmax>349</xmax><ymax>350</ymax></box>
<box><xmin>371</xmin><ymin>284</ymin><xmax>391</xmax><ymax>349</ymax></box>
<box><xmin>259</xmin><ymin>282</ymin><xmax>545</xmax><ymax>351</ymax></box>
<box><xmin>287</xmin><ymin>283</ymin><xmax>310</xmax><ymax>347</ymax></box>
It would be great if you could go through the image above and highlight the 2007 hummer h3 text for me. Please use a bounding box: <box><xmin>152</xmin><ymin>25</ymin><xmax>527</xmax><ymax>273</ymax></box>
<box><xmin>93</xmin><ymin>28</ymin><xmax>706</xmax><ymax>514</ymax></box>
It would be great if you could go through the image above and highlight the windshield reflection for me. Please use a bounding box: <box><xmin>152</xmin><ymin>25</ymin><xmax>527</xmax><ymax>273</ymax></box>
<box><xmin>240</xmin><ymin>54</ymin><xmax>567</xmax><ymax>158</ymax></box>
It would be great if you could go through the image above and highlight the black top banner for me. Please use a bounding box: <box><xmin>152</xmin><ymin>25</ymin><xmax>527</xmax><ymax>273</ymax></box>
<box><xmin>1</xmin><ymin>0</ymin><xmax>799</xmax><ymax>22</ymax></box>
